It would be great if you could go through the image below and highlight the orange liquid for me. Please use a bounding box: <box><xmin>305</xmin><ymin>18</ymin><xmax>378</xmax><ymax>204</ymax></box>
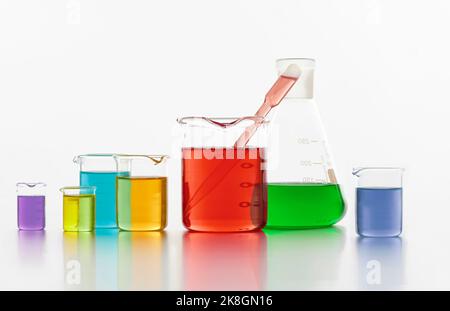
<box><xmin>117</xmin><ymin>176</ymin><xmax>167</xmax><ymax>231</ymax></box>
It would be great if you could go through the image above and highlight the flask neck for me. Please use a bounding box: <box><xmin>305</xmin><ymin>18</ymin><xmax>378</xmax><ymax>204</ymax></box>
<box><xmin>277</xmin><ymin>59</ymin><xmax>314</xmax><ymax>99</ymax></box>
<box><xmin>285</xmin><ymin>68</ymin><xmax>314</xmax><ymax>99</ymax></box>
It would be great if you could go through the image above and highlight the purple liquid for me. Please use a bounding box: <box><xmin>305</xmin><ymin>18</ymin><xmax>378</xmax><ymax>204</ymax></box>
<box><xmin>17</xmin><ymin>196</ymin><xmax>45</xmax><ymax>231</ymax></box>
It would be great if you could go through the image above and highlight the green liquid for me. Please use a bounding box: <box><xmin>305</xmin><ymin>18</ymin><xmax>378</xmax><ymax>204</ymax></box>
<box><xmin>266</xmin><ymin>183</ymin><xmax>345</xmax><ymax>229</ymax></box>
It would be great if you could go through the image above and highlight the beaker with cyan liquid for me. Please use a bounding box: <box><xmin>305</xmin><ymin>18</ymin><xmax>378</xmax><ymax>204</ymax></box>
<box><xmin>60</xmin><ymin>186</ymin><xmax>96</xmax><ymax>232</ymax></box>
<box><xmin>353</xmin><ymin>167</ymin><xmax>404</xmax><ymax>237</ymax></box>
<box><xmin>74</xmin><ymin>154</ymin><xmax>129</xmax><ymax>228</ymax></box>
<box><xmin>114</xmin><ymin>154</ymin><xmax>168</xmax><ymax>231</ymax></box>
<box><xmin>266</xmin><ymin>58</ymin><xmax>345</xmax><ymax>229</ymax></box>
<box><xmin>17</xmin><ymin>182</ymin><xmax>46</xmax><ymax>231</ymax></box>
<box><xmin>178</xmin><ymin>116</ymin><xmax>268</xmax><ymax>232</ymax></box>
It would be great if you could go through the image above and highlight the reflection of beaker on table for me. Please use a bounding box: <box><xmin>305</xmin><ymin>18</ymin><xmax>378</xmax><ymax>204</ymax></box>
<box><xmin>17</xmin><ymin>230</ymin><xmax>46</xmax><ymax>265</ymax></box>
<box><xmin>264</xmin><ymin>227</ymin><xmax>345</xmax><ymax>290</ymax></box>
<box><xmin>63</xmin><ymin>232</ymin><xmax>95</xmax><ymax>290</ymax></box>
<box><xmin>95</xmin><ymin>229</ymin><xmax>119</xmax><ymax>290</ymax></box>
<box><xmin>117</xmin><ymin>231</ymin><xmax>167</xmax><ymax>290</ymax></box>
<box><xmin>15</xmin><ymin>230</ymin><xmax>48</xmax><ymax>289</ymax></box>
<box><xmin>357</xmin><ymin>237</ymin><xmax>404</xmax><ymax>290</ymax></box>
<box><xmin>182</xmin><ymin>232</ymin><xmax>267</xmax><ymax>290</ymax></box>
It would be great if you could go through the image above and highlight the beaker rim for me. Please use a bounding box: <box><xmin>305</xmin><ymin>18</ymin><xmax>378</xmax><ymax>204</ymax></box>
<box><xmin>352</xmin><ymin>167</ymin><xmax>405</xmax><ymax>176</ymax></box>
<box><xmin>73</xmin><ymin>153</ymin><xmax>117</xmax><ymax>163</ymax></box>
<box><xmin>177</xmin><ymin>116</ymin><xmax>268</xmax><ymax>128</ymax></box>
<box><xmin>74</xmin><ymin>153</ymin><xmax>116</xmax><ymax>158</ymax></box>
<box><xmin>59</xmin><ymin>186</ymin><xmax>96</xmax><ymax>192</ymax></box>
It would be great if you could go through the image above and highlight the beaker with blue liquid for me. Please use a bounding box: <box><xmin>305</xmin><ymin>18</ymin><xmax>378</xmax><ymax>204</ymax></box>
<box><xmin>353</xmin><ymin>167</ymin><xmax>404</xmax><ymax>237</ymax></box>
<box><xmin>74</xmin><ymin>154</ymin><xmax>129</xmax><ymax>228</ymax></box>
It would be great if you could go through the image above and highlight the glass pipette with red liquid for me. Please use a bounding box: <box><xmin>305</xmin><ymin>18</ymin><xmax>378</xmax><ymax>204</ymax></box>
<box><xmin>184</xmin><ymin>65</ymin><xmax>302</xmax><ymax>219</ymax></box>
<box><xmin>234</xmin><ymin>64</ymin><xmax>302</xmax><ymax>147</ymax></box>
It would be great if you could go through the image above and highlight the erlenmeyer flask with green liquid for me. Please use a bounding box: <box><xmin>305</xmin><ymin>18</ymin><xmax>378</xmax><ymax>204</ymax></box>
<box><xmin>266</xmin><ymin>58</ymin><xmax>345</xmax><ymax>228</ymax></box>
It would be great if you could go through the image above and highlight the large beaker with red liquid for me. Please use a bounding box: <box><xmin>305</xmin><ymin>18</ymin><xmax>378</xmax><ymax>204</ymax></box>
<box><xmin>178</xmin><ymin>116</ymin><xmax>268</xmax><ymax>232</ymax></box>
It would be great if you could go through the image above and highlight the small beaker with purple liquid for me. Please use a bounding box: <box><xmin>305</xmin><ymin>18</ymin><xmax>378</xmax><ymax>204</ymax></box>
<box><xmin>17</xmin><ymin>182</ymin><xmax>46</xmax><ymax>231</ymax></box>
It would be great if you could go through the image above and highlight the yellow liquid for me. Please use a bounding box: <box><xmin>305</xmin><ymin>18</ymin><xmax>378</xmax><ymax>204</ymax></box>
<box><xmin>117</xmin><ymin>176</ymin><xmax>167</xmax><ymax>231</ymax></box>
<box><xmin>63</xmin><ymin>194</ymin><xmax>95</xmax><ymax>232</ymax></box>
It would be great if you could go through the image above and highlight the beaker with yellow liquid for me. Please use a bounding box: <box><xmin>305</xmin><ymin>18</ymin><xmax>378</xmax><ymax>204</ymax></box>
<box><xmin>60</xmin><ymin>186</ymin><xmax>96</xmax><ymax>232</ymax></box>
<box><xmin>114</xmin><ymin>155</ymin><xmax>169</xmax><ymax>231</ymax></box>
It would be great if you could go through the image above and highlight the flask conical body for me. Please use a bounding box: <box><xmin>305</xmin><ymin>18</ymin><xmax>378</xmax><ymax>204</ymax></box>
<box><xmin>266</xmin><ymin>59</ymin><xmax>345</xmax><ymax>228</ymax></box>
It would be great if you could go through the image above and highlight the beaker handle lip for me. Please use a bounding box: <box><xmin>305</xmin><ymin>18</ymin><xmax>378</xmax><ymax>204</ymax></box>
<box><xmin>177</xmin><ymin>116</ymin><xmax>267</xmax><ymax>127</ymax></box>
<box><xmin>16</xmin><ymin>182</ymin><xmax>47</xmax><ymax>188</ymax></box>
<box><xmin>113</xmin><ymin>154</ymin><xmax>169</xmax><ymax>165</ymax></box>
<box><xmin>352</xmin><ymin>167</ymin><xmax>405</xmax><ymax>176</ymax></box>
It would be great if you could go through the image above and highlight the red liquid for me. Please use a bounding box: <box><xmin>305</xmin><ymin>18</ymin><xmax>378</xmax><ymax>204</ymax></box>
<box><xmin>182</xmin><ymin>147</ymin><xmax>267</xmax><ymax>232</ymax></box>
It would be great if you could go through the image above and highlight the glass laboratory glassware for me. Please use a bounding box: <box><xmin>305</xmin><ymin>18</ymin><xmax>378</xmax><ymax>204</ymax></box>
<box><xmin>74</xmin><ymin>154</ymin><xmax>129</xmax><ymax>228</ymax></box>
<box><xmin>178</xmin><ymin>116</ymin><xmax>268</xmax><ymax>232</ymax></box>
<box><xmin>353</xmin><ymin>167</ymin><xmax>404</xmax><ymax>237</ymax></box>
<box><xmin>114</xmin><ymin>154</ymin><xmax>168</xmax><ymax>232</ymax></box>
<box><xmin>266</xmin><ymin>58</ymin><xmax>345</xmax><ymax>229</ymax></box>
<box><xmin>60</xmin><ymin>186</ymin><xmax>96</xmax><ymax>232</ymax></box>
<box><xmin>17</xmin><ymin>182</ymin><xmax>46</xmax><ymax>231</ymax></box>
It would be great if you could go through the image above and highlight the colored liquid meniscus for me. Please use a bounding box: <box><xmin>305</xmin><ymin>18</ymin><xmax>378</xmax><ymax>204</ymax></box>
<box><xmin>356</xmin><ymin>187</ymin><xmax>402</xmax><ymax>237</ymax></box>
<box><xmin>63</xmin><ymin>194</ymin><xmax>96</xmax><ymax>232</ymax></box>
<box><xmin>182</xmin><ymin>147</ymin><xmax>267</xmax><ymax>232</ymax></box>
<box><xmin>117</xmin><ymin>176</ymin><xmax>167</xmax><ymax>231</ymax></box>
<box><xmin>266</xmin><ymin>183</ymin><xmax>345</xmax><ymax>228</ymax></box>
<box><xmin>17</xmin><ymin>195</ymin><xmax>45</xmax><ymax>230</ymax></box>
<box><xmin>80</xmin><ymin>171</ymin><xmax>129</xmax><ymax>228</ymax></box>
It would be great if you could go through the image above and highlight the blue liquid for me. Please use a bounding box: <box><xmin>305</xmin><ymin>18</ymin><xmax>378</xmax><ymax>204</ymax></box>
<box><xmin>80</xmin><ymin>171</ymin><xmax>129</xmax><ymax>228</ymax></box>
<box><xmin>356</xmin><ymin>187</ymin><xmax>402</xmax><ymax>237</ymax></box>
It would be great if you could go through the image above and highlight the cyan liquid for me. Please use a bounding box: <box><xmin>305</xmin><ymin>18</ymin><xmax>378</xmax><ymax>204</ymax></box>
<box><xmin>356</xmin><ymin>187</ymin><xmax>402</xmax><ymax>237</ymax></box>
<box><xmin>80</xmin><ymin>171</ymin><xmax>129</xmax><ymax>228</ymax></box>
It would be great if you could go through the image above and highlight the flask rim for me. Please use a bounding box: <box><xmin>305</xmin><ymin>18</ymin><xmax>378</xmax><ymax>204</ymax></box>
<box><xmin>276</xmin><ymin>58</ymin><xmax>315</xmax><ymax>68</ymax></box>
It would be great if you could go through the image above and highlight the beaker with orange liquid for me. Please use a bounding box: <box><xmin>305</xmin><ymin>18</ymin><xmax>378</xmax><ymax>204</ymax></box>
<box><xmin>178</xmin><ymin>116</ymin><xmax>269</xmax><ymax>232</ymax></box>
<box><xmin>114</xmin><ymin>155</ymin><xmax>169</xmax><ymax>231</ymax></box>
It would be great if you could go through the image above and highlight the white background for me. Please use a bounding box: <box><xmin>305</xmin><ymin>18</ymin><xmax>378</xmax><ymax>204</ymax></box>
<box><xmin>0</xmin><ymin>0</ymin><xmax>449</xmax><ymax>290</ymax></box>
